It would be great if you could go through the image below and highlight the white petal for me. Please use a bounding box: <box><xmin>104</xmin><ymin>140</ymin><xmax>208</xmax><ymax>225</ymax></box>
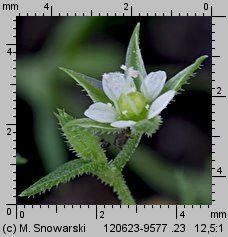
<box><xmin>111</xmin><ymin>120</ymin><xmax>136</xmax><ymax>128</ymax></box>
<box><xmin>128</xmin><ymin>68</ymin><xmax>139</xmax><ymax>78</ymax></box>
<box><xmin>148</xmin><ymin>90</ymin><xmax>175</xmax><ymax>119</ymax></box>
<box><xmin>84</xmin><ymin>102</ymin><xmax>118</xmax><ymax>123</ymax></box>
<box><xmin>141</xmin><ymin>71</ymin><xmax>166</xmax><ymax>102</ymax></box>
<box><xmin>102</xmin><ymin>72</ymin><xmax>136</xmax><ymax>103</ymax></box>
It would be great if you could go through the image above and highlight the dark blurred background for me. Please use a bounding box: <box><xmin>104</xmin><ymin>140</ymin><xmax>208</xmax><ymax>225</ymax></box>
<box><xmin>17</xmin><ymin>17</ymin><xmax>211</xmax><ymax>205</ymax></box>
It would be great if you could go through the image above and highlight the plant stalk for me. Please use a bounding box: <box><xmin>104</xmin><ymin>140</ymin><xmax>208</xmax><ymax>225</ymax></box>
<box><xmin>113</xmin><ymin>132</ymin><xmax>142</xmax><ymax>170</ymax></box>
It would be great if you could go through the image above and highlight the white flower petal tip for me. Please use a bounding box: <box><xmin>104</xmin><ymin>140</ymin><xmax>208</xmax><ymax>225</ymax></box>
<box><xmin>84</xmin><ymin>102</ymin><xmax>118</xmax><ymax>123</ymax></box>
<box><xmin>148</xmin><ymin>90</ymin><xmax>175</xmax><ymax>119</ymax></box>
<box><xmin>102</xmin><ymin>72</ymin><xmax>136</xmax><ymax>102</ymax></box>
<box><xmin>111</xmin><ymin>120</ymin><xmax>136</xmax><ymax>128</ymax></box>
<box><xmin>141</xmin><ymin>71</ymin><xmax>167</xmax><ymax>102</ymax></box>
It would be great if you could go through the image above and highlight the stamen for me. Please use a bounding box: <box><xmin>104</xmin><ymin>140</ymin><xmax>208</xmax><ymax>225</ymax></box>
<box><xmin>120</xmin><ymin>65</ymin><xmax>127</xmax><ymax>71</ymax></box>
<box><xmin>122</xmin><ymin>110</ymin><xmax>128</xmax><ymax>115</ymax></box>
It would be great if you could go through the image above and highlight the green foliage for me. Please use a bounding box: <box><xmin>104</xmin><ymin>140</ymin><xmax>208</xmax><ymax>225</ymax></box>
<box><xmin>133</xmin><ymin>116</ymin><xmax>162</xmax><ymax>137</ymax></box>
<box><xmin>17</xmin><ymin>18</ymin><xmax>107</xmax><ymax>172</ymax></box>
<box><xmin>65</xmin><ymin>118</ymin><xmax>122</xmax><ymax>134</ymax></box>
<box><xmin>128</xmin><ymin>144</ymin><xmax>180</xmax><ymax>196</ymax></box>
<box><xmin>128</xmin><ymin>145</ymin><xmax>211</xmax><ymax>204</ymax></box>
<box><xmin>56</xmin><ymin>109</ymin><xmax>107</xmax><ymax>162</ymax></box>
<box><xmin>20</xmin><ymin>108</ymin><xmax>137</xmax><ymax>204</ymax></box>
<box><xmin>109</xmin><ymin>172</ymin><xmax>135</xmax><ymax>205</ymax></box>
<box><xmin>19</xmin><ymin>159</ymin><xmax>98</xmax><ymax>197</ymax></box>
<box><xmin>59</xmin><ymin>67</ymin><xmax>110</xmax><ymax>103</ymax></box>
<box><xmin>125</xmin><ymin>23</ymin><xmax>147</xmax><ymax>90</ymax></box>
<box><xmin>162</xmin><ymin>55</ymin><xmax>208</xmax><ymax>93</ymax></box>
<box><xmin>113</xmin><ymin>132</ymin><xmax>142</xmax><ymax>170</ymax></box>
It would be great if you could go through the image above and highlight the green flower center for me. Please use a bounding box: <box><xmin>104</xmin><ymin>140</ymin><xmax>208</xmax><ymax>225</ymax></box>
<box><xmin>118</xmin><ymin>91</ymin><xmax>147</xmax><ymax>120</ymax></box>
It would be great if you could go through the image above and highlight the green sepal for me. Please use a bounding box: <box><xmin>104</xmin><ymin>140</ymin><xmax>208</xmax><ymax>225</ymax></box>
<box><xmin>162</xmin><ymin>55</ymin><xmax>208</xmax><ymax>93</ymax></box>
<box><xmin>59</xmin><ymin>67</ymin><xmax>111</xmax><ymax>103</ymax></box>
<box><xmin>125</xmin><ymin>23</ymin><xmax>147</xmax><ymax>90</ymax></box>
<box><xmin>19</xmin><ymin>159</ymin><xmax>99</xmax><ymax>197</ymax></box>
<box><xmin>133</xmin><ymin>116</ymin><xmax>162</xmax><ymax>137</ymax></box>
<box><xmin>55</xmin><ymin>109</ymin><xmax>107</xmax><ymax>162</ymax></box>
<box><xmin>65</xmin><ymin>118</ymin><xmax>122</xmax><ymax>134</ymax></box>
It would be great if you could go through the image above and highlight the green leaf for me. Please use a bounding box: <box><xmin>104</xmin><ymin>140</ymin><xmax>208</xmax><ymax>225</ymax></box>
<box><xmin>56</xmin><ymin>109</ymin><xmax>107</xmax><ymax>162</ymax></box>
<box><xmin>162</xmin><ymin>55</ymin><xmax>208</xmax><ymax>93</ymax></box>
<box><xmin>59</xmin><ymin>67</ymin><xmax>111</xmax><ymax>103</ymax></box>
<box><xmin>19</xmin><ymin>159</ymin><xmax>98</xmax><ymax>197</ymax></box>
<box><xmin>125</xmin><ymin>23</ymin><xmax>147</xmax><ymax>90</ymax></box>
<box><xmin>16</xmin><ymin>154</ymin><xmax>28</xmax><ymax>165</ymax></box>
<box><xmin>175</xmin><ymin>170</ymin><xmax>196</xmax><ymax>204</ymax></box>
<box><xmin>65</xmin><ymin>118</ymin><xmax>121</xmax><ymax>134</ymax></box>
<box><xmin>133</xmin><ymin>116</ymin><xmax>162</xmax><ymax>137</ymax></box>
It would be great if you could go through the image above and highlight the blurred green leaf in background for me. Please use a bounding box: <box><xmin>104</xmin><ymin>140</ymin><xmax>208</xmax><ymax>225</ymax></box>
<box><xmin>17</xmin><ymin>17</ymin><xmax>123</xmax><ymax>172</ymax></box>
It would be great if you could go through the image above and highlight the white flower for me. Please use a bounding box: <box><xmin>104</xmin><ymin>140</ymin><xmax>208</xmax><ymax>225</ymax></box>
<box><xmin>84</xmin><ymin>65</ymin><xmax>175</xmax><ymax>128</ymax></box>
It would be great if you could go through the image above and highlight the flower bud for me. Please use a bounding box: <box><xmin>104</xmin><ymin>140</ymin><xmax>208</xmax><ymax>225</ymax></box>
<box><xmin>118</xmin><ymin>91</ymin><xmax>147</xmax><ymax>120</ymax></box>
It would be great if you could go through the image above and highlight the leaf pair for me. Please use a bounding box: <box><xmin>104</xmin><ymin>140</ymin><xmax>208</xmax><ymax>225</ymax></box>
<box><xmin>20</xmin><ymin>109</ymin><xmax>109</xmax><ymax>197</ymax></box>
<box><xmin>20</xmin><ymin>109</ymin><xmax>136</xmax><ymax>205</ymax></box>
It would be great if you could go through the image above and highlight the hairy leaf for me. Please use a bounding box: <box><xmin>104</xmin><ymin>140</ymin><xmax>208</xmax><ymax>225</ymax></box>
<box><xmin>59</xmin><ymin>67</ymin><xmax>110</xmax><ymax>103</ymax></box>
<box><xmin>56</xmin><ymin>109</ymin><xmax>107</xmax><ymax>162</ymax></box>
<box><xmin>162</xmin><ymin>55</ymin><xmax>208</xmax><ymax>93</ymax></box>
<box><xmin>133</xmin><ymin>116</ymin><xmax>162</xmax><ymax>137</ymax></box>
<box><xmin>65</xmin><ymin>118</ymin><xmax>121</xmax><ymax>134</ymax></box>
<box><xmin>125</xmin><ymin>23</ymin><xmax>147</xmax><ymax>89</ymax></box>
<box><xmin>19</xmin><ymin>159</ymin><xmax>99</xmax><ymax>197</ymax></box>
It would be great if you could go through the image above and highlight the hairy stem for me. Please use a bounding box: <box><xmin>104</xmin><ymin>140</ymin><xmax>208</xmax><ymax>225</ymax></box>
<box><xmin>112</xmin><ymin>171</ymin><xmax>136</xmax><ymax>205</ymax></box>
<box><xmin>91</xmin><ymin>132</ymin><xmax>142</xmax><ymax>205</ymax></box>
<box><xmin>96</xmin><ymin>167</ymin><xmax>136</xmax><ymax>205</ymax></box>
<box><xmin>113</xmin><ymin>132</ymin><xmax>142</xmax><ymax>170</ymax></box>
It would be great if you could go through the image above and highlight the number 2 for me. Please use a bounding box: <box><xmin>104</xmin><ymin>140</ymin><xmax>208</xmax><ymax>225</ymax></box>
<box><xmin>124</xmin><ymin>3</ymin><xmax>129</xmax><ymax>10</ymax></box>
<box><xmin>7</xmin><ymin>128</ymin><xmax>12</xmax><ymax>135</ymax></box>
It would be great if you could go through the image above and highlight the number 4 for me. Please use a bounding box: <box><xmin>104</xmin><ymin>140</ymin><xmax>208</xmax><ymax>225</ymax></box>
<box><xmin>217</xmin><ymin>167</ymin><xmax>222</xmax><ymax>174</ymax></box>
<box><xmin>180</xmin><ymin>211</ymin><xmax>185</xmax><ymax>218</ymax></box>
<box><xmin>7</xmin><ymin>48</ymin><xmax>12</xmax><ymax>55</ymax></box>
<box><xmin>44</xmin><ymin>3</ymin><xmax>49</xmax><ymax>10</ymax></box>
